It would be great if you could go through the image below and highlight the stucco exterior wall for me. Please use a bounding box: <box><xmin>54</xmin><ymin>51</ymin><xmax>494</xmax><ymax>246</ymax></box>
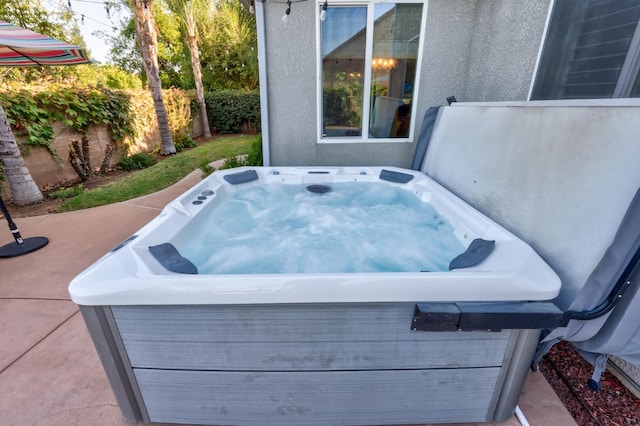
<box><xmin>263</xmin><ymin>0</ymin><xmax>317</xmax><ymax>166</ymax></box>
<box><xmin>463</xmin><ymin>0</ymin><xmax>550</xmax><ymax>101</ymax></box>
<box><xmin>262</xmin><ymin>0</ymin><xmax>550</xmax><ymax>167</ymax></box>
<box><xmin>412</xmin><ymin>0</ymin><xmax>478</xmax><ymax>130</ymax></box>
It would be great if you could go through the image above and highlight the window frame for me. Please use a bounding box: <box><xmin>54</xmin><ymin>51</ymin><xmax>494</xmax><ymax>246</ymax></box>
<box><xmin>529</xmin><ymin>0</ymin><xmax>640</xmax><ymax>100</ymax></box>
<box><xmin>316</xmin><ymin>0</ymin><xmax>428</xmax><ymax>144</ymax></box>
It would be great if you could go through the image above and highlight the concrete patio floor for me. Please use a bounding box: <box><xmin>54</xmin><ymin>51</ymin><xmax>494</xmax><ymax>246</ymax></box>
<box><xmin>0</xmin><ymin>169</ymin><xmax>577</xmax><ymax>426</ymax></box>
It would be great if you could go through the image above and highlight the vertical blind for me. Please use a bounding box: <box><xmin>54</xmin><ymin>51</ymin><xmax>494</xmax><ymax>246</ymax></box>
<box><xmin>532</xmin><ymin>0</ymin><xmax>640</xmax><ymax>100</ymax></box>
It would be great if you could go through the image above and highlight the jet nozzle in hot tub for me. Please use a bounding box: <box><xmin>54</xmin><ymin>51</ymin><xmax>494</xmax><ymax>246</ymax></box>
<box><xmin>306</xmin><ymin>184</ymin><xmax>332</xmax><ymax>194</ymax></box>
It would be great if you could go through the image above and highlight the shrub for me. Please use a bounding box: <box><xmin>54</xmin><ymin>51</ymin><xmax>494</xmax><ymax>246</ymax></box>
<box><xmin>122</xmin><ymin>89</ymin><xmax>197</xmax><ymax>155</ymax></box>
<box><xmin>173</xmin><ymin>133</ymin><xmax>198</xmax><ymax>152</ymax></box>
<box><xmin>205</xmin><ymin>90</ymin><xmax>260</xmax><ymax>134</ymax></box>
<box><xmin>68</xmin><ymin>64</ymin><xmax>143</xmax><ymax>90</ymax></box>
<box><xmin>103</xmin><ymin>66</ymin><xmax>143</xmax><ymax>90</ymax></box>
<box><xmin>219</xmin><ymin>136</ymin><xmax>263</xmax><ymax>170</ymax></box>
<box><xmin>245</xmin><ymin>135</ymin><xmax>263</xmax><ymax>166</ymax></box>
<box><xmin>220</xmin><ymin>154</ymin><xmax>246</xmax><ymax>170</ymax></box>
<box><xmin>47</xmin><ymin>184</ymin><xmax>85</xmax><ymax>199</ymax></box>
<box><xmin>164</xmin><ymin>88</ymin><xmax>196</xmax><ymax>147</ymax></box>
<box><xmin>199</xmin><ymin>161</ymin><xmax>216</xmax><ymax>177</ymax></box>
<box><xmin>120</xmin><ymin>152</ymin><xmax>158</xmax><ymax>170</ymax></box>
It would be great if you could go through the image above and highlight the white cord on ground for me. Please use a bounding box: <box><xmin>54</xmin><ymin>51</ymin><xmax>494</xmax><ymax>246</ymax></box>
<box><xmin>515</xmin><ymin>405</ymin><xmax>530</xmax><ymax>426</ymax></box>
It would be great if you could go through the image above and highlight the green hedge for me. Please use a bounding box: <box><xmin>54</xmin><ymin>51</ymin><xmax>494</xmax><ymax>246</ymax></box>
<box><xmin>205</xmin><ymin>90</ymin><xmax>260</xmax><ymax>134</ymax></box>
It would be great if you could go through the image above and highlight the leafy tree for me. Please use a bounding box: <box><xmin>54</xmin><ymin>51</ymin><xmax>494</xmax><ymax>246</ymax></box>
<box><xmin>0</xmin><ymin>104</ymin><xmax>43</xmax><ymax>205</ymax></box>
<box><xmin>68</xmin><ymin>64</ymin><xmax>143</xmax><ymax>89</ymax></box>
<box><xmin>0</xmin><ymin>0</ymin><xmax>88</xmax><ymax>205</ymax></box>
<box><xmin>110</xmin><ymin>0</ymin><xmax>258</xmax><ymax>92</ymax></box>
<box><xmin>108</xmin><ymin>3</ymin><xmax>190</xmax><ymax>89</ymax></box>
<box><xmin>129</xmin><ymin>0</ymin><xmax>176</xmax><ymax>155</ymax></box>
<box><xmin>199</xmin><ymin>0</ymin><xmax>258</xmax><ymax>91</ymax></box>
<box><xmin>0</xmin><ymin>0</ymin><xmax>88</xmax><ymax>84</ymax></box>
<box><xmin>103</xmin><ymin>17</ymin><xmax>144</xmax><ymax>77</ymax></box>
<box><xmin>164</xmin><ymin>0</ymin><xmax>212</xmax><ymax>138</ymax></box>
<box><xmin>152</xmin><ymin>2</ymin><xmax>192</xmax><ymax>89</ymax></box>
<box><xmin>0</xmin><ymin>0</ymin><xmax>84</xmax><ymax>46</ymax></box>
<box><xmin>103</xmin><ymin>65</ymin><xmax>144</xmax><ymax>89</ymax></box>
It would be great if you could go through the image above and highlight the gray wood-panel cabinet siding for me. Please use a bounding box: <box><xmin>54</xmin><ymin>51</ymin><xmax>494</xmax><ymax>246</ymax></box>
<box><xmin>95</xmin><ymin>303</ymin><xmax>525</xmax><ymax>425</ymax></box>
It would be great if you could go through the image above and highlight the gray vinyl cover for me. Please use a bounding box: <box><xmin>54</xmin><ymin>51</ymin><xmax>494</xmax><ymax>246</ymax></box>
<box><xmin>541</xmin><ymin>188</ymin><xmax>640</xmax><ymax>365</ymax></box>
<box><xmin>417</xmin><ymin>100</ymin><xmax>640</xmax><ymax>366</ymax></box>
<box><xmin>410</xmin><ymin>107</ymin><xmax>440</xmax><ymax>170</ymax></box>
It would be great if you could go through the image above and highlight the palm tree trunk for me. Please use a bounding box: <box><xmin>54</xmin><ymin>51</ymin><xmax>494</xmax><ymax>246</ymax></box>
<box><xmin>132</xmin><ymin>0</ymin><xmax>176</xmax><ymax>155</ymax></box>
<box><xmin>0</xmin><ymin>103</ymin><xmax>43</xmax><ymax>206</ymax></box>
<box><xmin>184</xmin><ymin>8</ymin><xmax>211</xmax><ymax>138</ymax></box>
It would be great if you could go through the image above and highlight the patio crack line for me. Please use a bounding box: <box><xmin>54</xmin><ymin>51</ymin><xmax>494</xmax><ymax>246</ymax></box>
<box><xmin>0</xmin><ymin>309</ymin><xmax>79</xmax><ymax>375</ymax></box>
<box><xmin>119</xmin><ymin>202</ymin><xmax>163</xmax><ymax>211</ymax></box>
<box><xmin>36</xmin><ymin>402</ymin><xmax>120</xmax><ymax>424</ymax></box>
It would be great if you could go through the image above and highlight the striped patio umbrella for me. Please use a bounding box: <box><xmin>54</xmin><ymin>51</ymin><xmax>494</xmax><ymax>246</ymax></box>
<box><xmin>0</xmin><ymin>20</ymin><xmax>92</xmax><ymax>67</ymax></box>
<box><xmin>0</xmin><ymin>20</ymin><xmax>93</xmax><ymax>257</ymax></box>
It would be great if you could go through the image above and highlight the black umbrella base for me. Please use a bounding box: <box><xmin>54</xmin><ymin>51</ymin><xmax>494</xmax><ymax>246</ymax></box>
<box><xmin>0</xmin><ymin>236</ymin><xmax>49</xmax><ymax>258</ymax></box>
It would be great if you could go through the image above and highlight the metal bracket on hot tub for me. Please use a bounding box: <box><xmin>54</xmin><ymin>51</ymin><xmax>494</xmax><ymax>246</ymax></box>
<box><xmin>411</xmin><ymin>302</ymin><xmax>570</xmax><ymax>332</ymax></box>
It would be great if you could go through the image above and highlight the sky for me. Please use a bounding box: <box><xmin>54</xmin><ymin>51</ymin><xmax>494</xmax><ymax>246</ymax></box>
<box><xmin>63</xmin><ymin>1</ymin><xmax>130</xmax><ymax>63</ymax></box>
<box><xmin>322</xmin><ymin>4</ymin><xmax>395</xmax><ymax>56</ymax></box>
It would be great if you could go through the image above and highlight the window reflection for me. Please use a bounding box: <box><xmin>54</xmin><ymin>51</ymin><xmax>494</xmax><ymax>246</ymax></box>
<box><xmin>369</xmin><ymin>3</ymin><xmax>421</xmax><ymax>138</ymax></box>
<box><xmin>321</xmin><ymin>7</ymin><xmax>366</xmax><ymax>137</ymax></box>
<box><xmin>320</xmin><ymin>3</ymin><xmax>422</xmax><ymax>140</ymax></box>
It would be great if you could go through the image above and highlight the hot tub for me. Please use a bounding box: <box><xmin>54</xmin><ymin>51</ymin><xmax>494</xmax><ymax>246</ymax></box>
<box><xmin>70</xmin><ymin>166</ymin><xmax>562</xmax><ymax>425</ymax></box>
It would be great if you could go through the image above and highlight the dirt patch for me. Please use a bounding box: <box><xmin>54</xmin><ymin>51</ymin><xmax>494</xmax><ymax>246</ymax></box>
<box><xmin>2</xmin><ymin>134</ymin><xmax>231</xmax><ymax>220</ymax></box>
<box><xmin>540</xmin><ymin>341</ymin><xmax>640</xmax><ymax>425</ymax></box>
<box><xmin>3</xmin><ymin>167</ymin><xmax>135</xmax><ymax>219</ymax></box>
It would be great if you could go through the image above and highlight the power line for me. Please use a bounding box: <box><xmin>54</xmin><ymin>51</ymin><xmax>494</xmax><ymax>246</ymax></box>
<box><xmin>44</xmin><ymin>0</ymin><xmax>119</xmax><ymax>30</ymax></box>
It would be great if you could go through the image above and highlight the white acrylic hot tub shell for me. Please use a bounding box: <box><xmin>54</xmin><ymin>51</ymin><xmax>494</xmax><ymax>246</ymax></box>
<box><xmin>68</xmin><ymin>167</ymin><xmax>560</xmax><ymax>306</ymax></box>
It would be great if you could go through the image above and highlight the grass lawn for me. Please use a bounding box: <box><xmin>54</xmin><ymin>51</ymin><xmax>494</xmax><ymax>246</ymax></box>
<box><xmin>59</xmin><ymin>134</ymin><xmax>258</xmax><ymax>212</ymax></box>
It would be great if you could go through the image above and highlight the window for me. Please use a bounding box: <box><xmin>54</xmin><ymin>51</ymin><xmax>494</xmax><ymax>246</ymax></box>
<box><xmin>531</xmin><ymin>0</ymin><xmax>640</xmax><ymax>100</ymax></box>
<box><xmin>318</xmin><ymin>1</ymin><xmax>425</xmax><ymax>142</ymax></box>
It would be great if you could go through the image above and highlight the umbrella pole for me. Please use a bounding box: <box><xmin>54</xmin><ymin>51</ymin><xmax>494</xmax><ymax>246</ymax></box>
<box><xmin>0</xmin><ymin>195</ymin><xmax>48</xmax><ymax>258</ymax></box>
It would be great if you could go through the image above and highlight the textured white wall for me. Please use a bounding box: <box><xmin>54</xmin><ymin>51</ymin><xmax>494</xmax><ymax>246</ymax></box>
<box><xmin>263</xmin><ymin>0</ymin><xmax>550</xmax><ymax>167</ymax></box>
<box><xmin>462</xmin><ymin>0</ymin><xmax>550</xmax><ymax>101</ymax></box>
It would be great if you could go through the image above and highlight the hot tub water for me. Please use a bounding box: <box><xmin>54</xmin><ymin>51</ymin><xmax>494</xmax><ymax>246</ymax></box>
<box><xmin>179</xmin><ymin>181</ymin><xmax>465</xmax><ymax>274</ymax></box>
<box><xmin>69</xmin><ymin>166</ymin><xmax>562</xmax><ymax>425</ymax></box>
